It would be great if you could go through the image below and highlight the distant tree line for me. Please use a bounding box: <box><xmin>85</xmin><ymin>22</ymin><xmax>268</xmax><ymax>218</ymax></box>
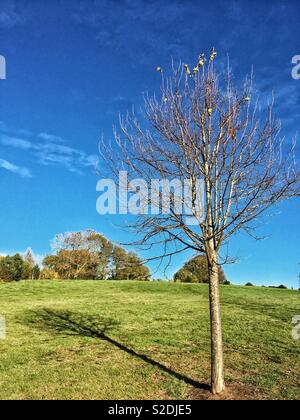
<box><xmin>0</xmin><ymin>250</ymin><xmax>40</xmax><ymax>282</ymax></box>
<box><xmin>0</xmin><ymin>230</ymin><xmax>151</xmax><ymax>282</ymax></box>
<box><xmin>246</xmin><ymin>282</ymin><xmax>289</xmax><ymax>290</ymax></box>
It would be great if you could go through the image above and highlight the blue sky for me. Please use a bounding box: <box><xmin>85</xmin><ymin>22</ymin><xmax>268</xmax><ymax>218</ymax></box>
<box><xmin>0</xmin><ymin>0</ymin><xmax>299</xmax><ymax>287</ymax></box>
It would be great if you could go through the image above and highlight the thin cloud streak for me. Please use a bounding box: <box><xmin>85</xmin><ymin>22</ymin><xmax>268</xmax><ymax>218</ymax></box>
<box><xmin>0</xmin><ymin>158</ymin><xmax>32</xmax><ymax>178</ymax></box>
<box><xmin>0</xmin><ymin>129</ymin><xmax>98</xmax><ymax>175</ymax></box>
<box><xmin>38</xmin><ymin>133</ymin><xmax>65</xmax><ymax>143</ymax></box>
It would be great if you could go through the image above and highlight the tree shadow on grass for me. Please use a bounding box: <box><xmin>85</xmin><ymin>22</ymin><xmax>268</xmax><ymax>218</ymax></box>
<box><xmin>26</xmin><ymin>308</ymin><xmax>210</xmax><ymax>392</ymax></box>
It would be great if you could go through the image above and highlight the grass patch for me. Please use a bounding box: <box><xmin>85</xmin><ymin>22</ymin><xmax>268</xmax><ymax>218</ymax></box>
<box><xmin>0</xmin><ymin>280</ymin><xmax>299</xmax><ymax>400</ymax></box>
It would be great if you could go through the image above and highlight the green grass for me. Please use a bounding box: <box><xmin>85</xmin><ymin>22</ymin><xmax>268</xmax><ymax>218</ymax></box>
<box><xmin>0</xmin><ymin>280</ymin><xmax>299</xmax><ymax>400</ymax></box>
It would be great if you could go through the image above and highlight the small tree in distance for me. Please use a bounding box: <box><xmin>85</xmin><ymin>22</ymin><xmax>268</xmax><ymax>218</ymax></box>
<box><xmin>23</xmin><ymin>248</ymin><xmax>36</xmax><ymax>279</ymax></box>
<box><xmin>112</xmin><ymin>246</ymin><xmax>151</xmax><ymax>281</ymax></box>
<box><xmin>174</xmin><ymin>255</ymin><xmax>228</xmax><ymax>284</ymax></box>
<box><xmin>101</xmin><ymin>51</ymin><xmax>300</xmax><ymax>394</ymax></box>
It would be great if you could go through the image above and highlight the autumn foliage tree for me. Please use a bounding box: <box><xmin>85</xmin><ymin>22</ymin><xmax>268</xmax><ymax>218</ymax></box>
<box><xmin>43</xmin><ymin>250</ymin><xmax>100</xmax><ymax>280</ymax></box>
<box><xmin>43</xmin><ymin>230</ymin><xmax>150</xmax><ymax>281</ymax></box>
<box><xmin>43</xmin><ymin>230</ymin><xmax>113</xmax><ymax>280</ymax></box>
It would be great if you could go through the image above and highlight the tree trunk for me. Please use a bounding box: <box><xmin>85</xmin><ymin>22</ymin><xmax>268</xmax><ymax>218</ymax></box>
<box><xmin>208</xmin><ymin>253</ymin><xmax>225</xmax><ymax>395</ymax></box>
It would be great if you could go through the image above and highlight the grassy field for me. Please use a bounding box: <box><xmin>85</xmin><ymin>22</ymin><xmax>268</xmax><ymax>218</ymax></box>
<box><xmin>0</xmin><ymin>280</ymin><xmax>299</xmax><ymax>400</ymax></box>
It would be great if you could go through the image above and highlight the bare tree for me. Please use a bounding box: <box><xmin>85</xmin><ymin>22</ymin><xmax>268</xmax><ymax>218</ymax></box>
<box><xmin>23</xmin><ymin>248</ymin><xmax>36</xmax><ymax>279</ymax></box>
<box><xmin>100</xmin><ymin>52</ymin><xmax>300</xmax><ymax>394</ymax></box>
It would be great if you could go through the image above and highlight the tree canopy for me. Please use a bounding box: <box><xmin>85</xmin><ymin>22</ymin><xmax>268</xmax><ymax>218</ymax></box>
<box><xmin>42</xmin><ymin>230</ymin><xmax>151</xmax><ymax>281</ymax></box>
<box><xmin>174</xmin><ymin>255</ymin><xmax>228</xmax><ymax>284</ymax></box>
<box><xmin>0</xmin><ymin>254</ymin><xmax>39</xmax><ymax>282</ymax></box>
<box><xmin>101</xmin><ymin>51</ymin><xmax>299</xmax><ymax>394</ymax></box>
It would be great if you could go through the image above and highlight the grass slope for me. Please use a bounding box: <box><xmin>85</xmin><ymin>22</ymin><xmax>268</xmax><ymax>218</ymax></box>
<box><xmin>0</xmin><ymin>280</ymin><xmax>299</xmax><ymax>400</ymax></box>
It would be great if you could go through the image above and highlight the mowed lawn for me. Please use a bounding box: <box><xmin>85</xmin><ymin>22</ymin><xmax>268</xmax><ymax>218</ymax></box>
<box><xmin>0</xmin><ymin>280</ymin><xmax>299</xmax><ymax>400</ymax></box>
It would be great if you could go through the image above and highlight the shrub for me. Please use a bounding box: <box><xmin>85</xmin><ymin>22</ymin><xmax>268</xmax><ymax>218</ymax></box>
<box><xmin>174</xmin><ymin>268</ymin><xmax>199</xmax><ymax>284</ymax></box>
<box><xmin>40</xmin><ymin>269</ymin><xmax>60</xmax><ymax>280</ymax></box>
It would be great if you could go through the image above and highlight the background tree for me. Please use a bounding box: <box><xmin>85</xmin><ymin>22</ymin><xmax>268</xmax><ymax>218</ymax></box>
<box><xmin>0</xmin><ymin>254</ymin><xmax>24</xmax><ymax>282</ymax></box>
<box><xmin>174</xmin><ymin>255</ymin><xmax>228</xmax><ymax>284</ymax></box>
<box><xmin>86</xmin><ymin>231</ymin><xmax>114</xmax><ymax>280</ymax></box>
<box><xmin>0</xmin><ymin>256</ymin><xmax>12</xmax><ymax>281</ymax></box>
<box><xmin>23</xmin><ymin>249</ymin><xmax>36</xmax><ymax>278</ymax></box>
<box><xmin>111</xmin><ymin>247</ymin><xmax>151</xmax><ymax>281</ymax></box>
<box><xmin>50</xmin><ymin>230</ymin><xmax>111</xmax><ymax>280</ymax></box>
<box><xmin>32</xmin><ymin>264</ymin><xmax>41</xmax><ymax>280</ymax></box>
<box><xmin>101</xmin><ymin>52</ymin><xmax>300</xmax><ymax>394</ymax></box>
<box><xmin>43</xmin><ymin>249</ymin><xmax>100</xmax><ymax>280</ymax></box>
<box><xmin>21</xmin><ymin>260</ymin><xmax>32</xmax><ymax>280</ymax></box>
<box><xmin>174</xmin><ymin>268</ymin><xmax>198</xmax><ymax>284</ymax></box>
<box><xmin>44</xmin><ymin>230</ymin><xmax>150</xmax><ymax>281</ymax></box>
<box><xmin>21</xmin><ymin>249</ymin><xmax>41</xmax><ymax>280</ymax></box>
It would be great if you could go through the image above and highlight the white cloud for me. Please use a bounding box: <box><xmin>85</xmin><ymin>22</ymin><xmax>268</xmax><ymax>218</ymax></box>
<box><xmin>0</xmin><ymin>158</ymin><xmax>32</xmax><ymax>178</ymax></box>
<box><xmin>1</xmin><ymin>135</ymin><xmax>32</xmax><ymax>150</ymax></box>
<box><xmin>0</xmin><ymin>130</ymin><xmax>98</xmax><ymax>175</ymax></box>
<box><xmin>38</xmin><ymin>132</ymin><xmax>65</xmax><ymax>143</ymax></box>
